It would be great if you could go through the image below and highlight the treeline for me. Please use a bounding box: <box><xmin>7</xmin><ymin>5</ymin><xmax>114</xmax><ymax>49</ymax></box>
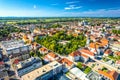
<box><xmin>0</xmin><ymin>26</ymin><xmax>22</xmax><ymax>39</ymax></box>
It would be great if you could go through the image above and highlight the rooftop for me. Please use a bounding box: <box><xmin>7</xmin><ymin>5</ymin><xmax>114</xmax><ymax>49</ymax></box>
<box><xmin>98</xmin><ymin>70</ymin><xmax>118</xmax><ymax>80</ymax></box>
<box><xmin>21</xmin><ymin>61</ymin><xmax>62</xmax><ymax>80</ymax></box>
<box><xmin>0</xmin><ymin>40</ymin><xmax>29</xmax><ymax>50</ymax></box>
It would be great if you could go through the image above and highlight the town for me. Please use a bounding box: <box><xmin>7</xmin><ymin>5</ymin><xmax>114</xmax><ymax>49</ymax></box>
<box><xmin>0</xmin><ymin>17</ymin><xmax>120</xmax><ymax>80</ymax></box>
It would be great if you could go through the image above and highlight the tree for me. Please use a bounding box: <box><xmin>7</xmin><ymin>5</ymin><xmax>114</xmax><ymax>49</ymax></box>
<box><xmin>84</xmin><ymin>67</ymin><xmax>91</xmax><ymax>74</ymax></box>
<box><xmin>77</xmin><ymin>62</ymin><xmax>83</xmax><ymax>70</ymax></box>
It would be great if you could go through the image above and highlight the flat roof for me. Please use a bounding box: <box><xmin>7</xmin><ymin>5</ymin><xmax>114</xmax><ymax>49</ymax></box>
<box><xmin>0</xmin><ymin>40</ymin><xmax>30</xmax><ymax>50</ymax></box>
<box><xmin>70</xmin><ymin>67</ymin><xmax>89</xmax><ymax>80</ymax></box>
<box><xmin>21</xmin><ymin>61</ymin><xmax>62</xmax><ymax>80</ymax></box>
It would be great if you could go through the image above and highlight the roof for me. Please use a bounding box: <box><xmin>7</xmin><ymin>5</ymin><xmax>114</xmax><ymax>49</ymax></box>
<box><xmin>89</xmin><ymin>38</ymin><xmax>108</xmax><ymax>49</ymax></box>
<box><xmin>80</xmin><ymin>48</ymin><xmax>95</xmax><ymax>56</ymax></box>
<box><xmin>48</xmin><ymin>52</ymin><xmax>58</xmax><ymax>58</ymax></box>
<box><xmin>98</xmin><ymin>70</ymin><xmax>118</xmax><ymax>80</ymax></box>
<box><xmin>13</xmin><ymin>59</ymin><xmax>20</xmax><ymax>64</ymax></box>
<box><xmin>70</xmin><ymin>67</ymin><xmax>88</xmax><ymax>80</ymax></box>
<box><xmin>69</xmin><ymin>51</ymin><xmax>80</xmax><ymax>57</ymax></box>
<box><xmin>39</xmin><ymin>47</ymin><xmax>47</xmax><ymax>52</ymax></box>
<box><xmin>59</xmin><ymin>58</ymin><xmax>73</xmax><ymax>67</ymax></box>
<box><xmin>116</xmin><ymin>60</ymin><xmax>120</xmax><ymax>64</ymax></box>
<box><xmin>89</xmin><ymin>43</ymin><xmax>99</xmax><ymax>49</ymax></box>
<box><xmin>0</xmin><ymin>61</ymin><xmax>4</xmax><ymax>65</ymax></box>
<box><xmin>21</xmin><ymin>61</ymin><xmax>62</xmax><ymax>80</ymax></box>
<box><xmin>104</xmin><ymin>49</ymin><xmax>112</xmax><ymax>55</ymax></box>
<box><xmin>115</xmin><ymin>51</ymin><xmax>120</xmax><ymax>56</ymax></box>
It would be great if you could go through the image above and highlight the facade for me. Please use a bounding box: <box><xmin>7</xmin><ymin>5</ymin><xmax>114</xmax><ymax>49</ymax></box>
<box><xmin>21</xmin><ymin>61</ymin><xmax>62</xmax><ymax>80</ymax></box>
<box><xmin>14</xmin><ymin>57</ymin><xmax>42</xmax><ymax>77</ymax></box>
<box><xmin>59</xmin><ymin>58</ymin><xmax>74</xmax><ymax>72</ymax></box>
<box><xmin>0</xmin><ymin>40</ymin><xmax>32</xmax><ymax>56</ymax></box>
<box><xmin>0</xmin><ymin>61</ymin><xmax>9</xmax><ymax>80</ymax></box>
<box><xmin>98</xmin><ymin>70</ymin><xmax>118</xmax><ymax>80</ymax></box>
<box><xmin>44</xmin><ymin>52</ymin><xmax>60</xmax><ymax>62</ymax></box>
<box><xmin>69</xmin><ymin>67</ymin><xmax>89</xmax><ymax>80</ymax></box>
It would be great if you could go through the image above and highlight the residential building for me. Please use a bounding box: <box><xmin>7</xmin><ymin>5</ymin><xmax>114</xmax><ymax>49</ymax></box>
<box><xmin>58</xmin><ymin>58</ymin><xmax>74</xmax><ymax>72</ymax></box>
<box><xmin>0</xmin><ymin>61</ymin><xmax>9</xmax><ymax>80</ymax></box>
<box><xmin>44</xmin><ymin>52</ymin><xmax>60</xmax><ymax>62</ymax></box>
<box><xmin>69</xmin><ymin>67</ymin><xmax>89</xmax><ymax>80</ymax></box>
<box><xmin>79</xmin><ymin>48</ymin><xmax>95</xmax><ymax>58</ymax></box>
<box><xmin>110</xmin><ymin>42</ymin><xmax>120</xmax><ymax>51</ymax></box>
<box><xmin>0</xmin><ymin>40</ymin><xmax>32</xmax><ymax>56</ymax></box>
<box><xmin>104</xmin><ymin>49</ymin><xmax>113</xmax><ymax>56</ymax></box>
<box><xmin>14</xmin><ymin>57</ymin><xmax>42</xmax><ymax>77</ymax></box>
<box><xmin>21</xmin><ymin>61</ymin><xmax>62</xmax><ymax>80</ymax></box>
<box><xmin>69</xmin><ymin>51</ymin><xmax>80</xmax><ymax>61</ymax></box>
<box><xmin>98</xmin><ymin>70</ymin><xmax>118</xmax><ymax>80</ymax></box>
<box><xmin>69</xmin><ymin>51</ymin><xmax>89</xmax><ymax>62</ymax></box>
<box><xmin>39</xmin><ymin>47</ymin><xmax>48</xmax><ymax>55</ymax></box>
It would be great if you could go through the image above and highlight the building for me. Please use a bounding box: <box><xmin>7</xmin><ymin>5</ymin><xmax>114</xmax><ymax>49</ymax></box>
<box><xmin>69</xmin><ymin>51</ymin><xmax>81</xmax><ymax>61</ymax></box>
<box><xmin>69</xmin><ymin>67</ymin><xmax>89</xmax><ymax>80</ymax></box>
<box><xmin>79</xmin><ymin>48</ymin><xmax>95</xmax><ymax>58</ymax></box>
<box><xmin>69</xmin><ymin>50</ymin><xmax>89</xmax><ymax>62</ymax></box>
<box><xmin>104</xmin><ymin>49</ymin><xmax>113</xmax><ymax>56</ymax></box>
<box><xmin>14</xmin><ymin>57</ymin><xmax>42</xmax><ymax>77</ymax></box>
<box><xmin>44</xmin><ymin>52</ymin><xmax>60</xmax><ymax>62</ymax></box>
<box><xmin>110</xmin><ymin>42</ymin><xmax>120</xmax><ymax>51</ymax></box>
<box><xmin>58</xmin><ymin>58</ymin><xmax>74</xmax><ymax>72</ymax></box>
<box><xmin>0</xmin><ymin>61</ymin><xmax>9</xmax><ymax>80</ymax></box>
<box><xmin>0</xmin><ymin>40</ymin><xmax>32</xmax><ymax>62</ymax></box>
<box><xmin>0</xmin><ymin>40</ymin><xmax>32</xmax><ymax>56</ymax></box>
<box><xmin>21</xmin><ymin>61</ymin><xmax>62</xmax><ymax>80</ymax></box>
<box><xmin>98</xmin><ymin>70</ymin><xmax>118</xmax><ymax>80</ymax></box>
<box><xmin>39</xmin><ymin>47</ymin><xmax>48</xmax><ymax>55</ymax></box>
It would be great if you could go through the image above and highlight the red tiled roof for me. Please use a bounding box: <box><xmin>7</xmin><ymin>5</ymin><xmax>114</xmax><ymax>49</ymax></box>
<box><xmin>98</xmin><ymin>70</ymin><xmax>118</xmax><ymax>80</ymax></box>
<box><xmin>104</xmin><ymin>49</ymin><xmax>112</xmax><ymax>54</ymax></box>
<box><xmin>80</xmin><ymin>48</ymin><xmax>95</xmax><ymax>56</ymax></box>
<box><xmin>59</xmin><ymin>58</ymin><xmax>73</xmax><ymax>66</ymax></box>
<box><xmin>13</xmin><ymin>59</ymin><xmax>20</xmax><ymax>64</ymax></box>
<box><xmin>115</xmin><ymin>52</ymin><xmax>120</xmax><ymax>56</ymax></box>
<box><xmin>0</xmin><ymin>61</ymin><xmax>4</xmax><ymax>65</ymax></box>
<box><xmin>69</xmin><ymin>51</ymin><xmax>80</xmax><ymax>57</ymax></box>
<box><xmin>48</xmin><ymin>52</ymin><xmax>58</xmax><ymax>58</ymax></box>
<box><xmin>39</xmin><ymin>47</ymin><xmax>47</xmax><ymax>52</ymax></box>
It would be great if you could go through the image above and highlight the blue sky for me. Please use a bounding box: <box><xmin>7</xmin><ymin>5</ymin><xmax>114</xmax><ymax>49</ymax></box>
<box><xmin>0</xmin><ymin>0</ymin><xmax>120</xmax><ymax>17</ymax></box>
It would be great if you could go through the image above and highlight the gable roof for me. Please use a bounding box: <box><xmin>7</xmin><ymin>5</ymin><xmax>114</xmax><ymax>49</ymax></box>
<box><xmin>115</xmin><ymin>51</ymin><xmax>120</xmax><ymax>56</ymax></box>
<box><xmin>59</xmin><ymin>58</ymin><xmax>73</xmax><ymax>67</ymax></box>
<box><xmin>104</xmin><ymin>49</ymin><xmax>112</xmax><ymax>55</ymax></box>
<box><xmin>98</xmin><ymin>70</ymin><xmax>118</xmax><ymax>80</ymax></box>
<box><xmin>69</xmin><ymin>51</ymin><xmax>80</xmax><ymax>57</ymax></box>
<box><xmin>80</xmin><ymin>48</ymin><xmax>95</xmax><ymax>57</ymax></box>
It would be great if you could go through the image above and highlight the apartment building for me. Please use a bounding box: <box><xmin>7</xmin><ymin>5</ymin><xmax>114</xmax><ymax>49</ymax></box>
<box><xmin>14</xmin><ymin>57</ymin><xmax>42</xmax><ymax>77</ymax></box>
<box><xmin>21</xmin><ymin>61</ymin><xmax>62</xmax><ymax>80</ymax></box>
<box><xmin>0</xmin><ymin>40</ymin><xmax>32</xmax><ymax>62</ymax></box>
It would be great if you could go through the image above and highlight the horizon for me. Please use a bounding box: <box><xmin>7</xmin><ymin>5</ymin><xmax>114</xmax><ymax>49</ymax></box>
<box><xmin>0</xmin><ymin>0</ymin><xmax>120</xmax><ymax>17</ymax></box>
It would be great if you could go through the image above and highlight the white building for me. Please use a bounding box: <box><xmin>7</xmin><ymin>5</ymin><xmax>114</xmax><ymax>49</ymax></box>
<box><xmin>69</xmin><ymin>67</ymin><xmax>89</xmax><ymax>80</ymax></box>
<box><xmin>0</xmin><ymin>40</ymin><xmax>32</xmax><ymax>56</ymax></box>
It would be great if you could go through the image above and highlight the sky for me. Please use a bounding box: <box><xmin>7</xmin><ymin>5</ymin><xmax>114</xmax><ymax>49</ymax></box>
<box><xmin>0</xmin><ymin>0</ymin><xmax>120</xmax><ymax>17</ymax></box>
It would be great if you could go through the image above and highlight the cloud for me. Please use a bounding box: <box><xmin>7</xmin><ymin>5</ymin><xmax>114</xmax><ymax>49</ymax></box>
<box><xmin>51</xmin><ymin>3</ymin><xmax>58</xmax><ymax>5</ymax></box>
<box><xmin>64</xmin><ymin>5</ymin><xmax>82</xmax><ymax>10</ymax></box>
<box><xmin>61</xmin><ymin>9</ymin><xmax>120</xmax><ymax>17</ymax></box>
<box><xmin>66</xmin><ymin>1</ymin><xmax>80</xmax><ymax>4</ymax></box>
<box><xmin>33</xmin><ymin>5</ymin><xmax>36</xmax><ymax>9</ymax></box>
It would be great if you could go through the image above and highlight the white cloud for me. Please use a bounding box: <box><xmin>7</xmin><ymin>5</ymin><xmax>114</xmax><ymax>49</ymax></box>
<box><xmin>66</xmin><ymin>1</ymin><xmax>80</xmax><ymax>4</ymax></box>
<box><xmin>33</xmin><ymin>5</ymin><xmax>36</xmax><ymax>9</ymax></box>
<box><xmin>64</xmin><ymin>5</ymin><xmax>82</xmax><ymax>10</ymax></box>
<box><xmin>61</xmin><ymin>9</ymin><xmax>120</xmax><ymax>17</ymax></box>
